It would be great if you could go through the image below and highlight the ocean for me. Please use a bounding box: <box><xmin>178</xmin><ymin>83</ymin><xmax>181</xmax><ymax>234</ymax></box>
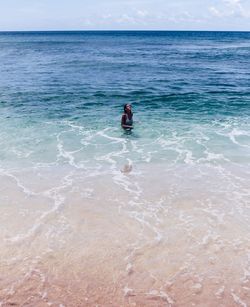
<box><xmin>0</xmin><ymin>31</ymin><xmax>250</xmax><ymax>306</ymax></box>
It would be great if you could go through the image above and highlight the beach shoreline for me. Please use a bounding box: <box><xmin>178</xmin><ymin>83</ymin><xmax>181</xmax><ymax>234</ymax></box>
<box><xmin>0</xmin><ymin>30</ymin><xmax>250</xmax><ymax>306</ymax></box>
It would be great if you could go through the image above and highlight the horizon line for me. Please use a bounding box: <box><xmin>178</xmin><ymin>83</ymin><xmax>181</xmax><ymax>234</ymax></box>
<box><xmin>0</xmin><ymin>29</ymin><xmax>250</xmax><ymax>33</ymax></box>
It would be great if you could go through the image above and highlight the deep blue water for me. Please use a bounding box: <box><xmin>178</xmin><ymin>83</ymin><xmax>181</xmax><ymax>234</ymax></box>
<box><xmin>0</xmin><ymin>31</ymin><xmax>250</xmax><ymax>120</ymax></box>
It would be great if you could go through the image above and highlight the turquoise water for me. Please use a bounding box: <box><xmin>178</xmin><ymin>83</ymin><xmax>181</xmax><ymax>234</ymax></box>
<box><xmin>0</xmin><ymin>31</ymin><xmax>250</xmax><ymax>169</ymax></box>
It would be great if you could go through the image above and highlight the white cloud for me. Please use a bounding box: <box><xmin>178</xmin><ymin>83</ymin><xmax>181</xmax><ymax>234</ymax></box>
<box><xmin>1</xmin><ymin>0</ymin><xmax>250</xmax><ymax>31</ymax></box>
<box><xmin>117</xmin><ymin>14</ymin><xmax>136</xmax><ymax>24</ymax></box>
<box><xmin>209</xmin><ymin>7</ymin><xmax>221</xmax><ymax>17</ymax></box>
<box><xmin>209</xmin><ymin>0</ymin><xmax>250</xmax><ymax>18</ymax></box>
<box><xmin>136</xmin><ymin>10</ymin><xmax>149</xmax><ymax>17</ymax></box>
<box><xmin>102</xmin><ymin>14</ymin><xmax>112</xmax><ymax>20</ymax></box>
<box><xmin>223</xmin><ymin>0</ymin><xmax>241</xmax><ymax>5</ymax></box>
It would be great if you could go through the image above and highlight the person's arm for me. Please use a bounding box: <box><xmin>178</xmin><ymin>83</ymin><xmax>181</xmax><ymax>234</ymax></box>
<box><xmin>121</xmin><ymin>114</ymin><xmax>133</xmax><ymax>129</ymax></box>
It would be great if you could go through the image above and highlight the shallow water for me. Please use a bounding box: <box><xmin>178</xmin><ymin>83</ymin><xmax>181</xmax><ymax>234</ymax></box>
<box><xmin>0</xmin><ymin>31</ymin><xmax>250</xmax><ymax>306</ymax></box>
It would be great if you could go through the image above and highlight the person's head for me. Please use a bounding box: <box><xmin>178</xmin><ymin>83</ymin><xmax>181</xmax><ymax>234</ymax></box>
<box><xmin>124</xmin><ymin>103</ymin><xmax>132</xmax><ymax>113</ymax></box>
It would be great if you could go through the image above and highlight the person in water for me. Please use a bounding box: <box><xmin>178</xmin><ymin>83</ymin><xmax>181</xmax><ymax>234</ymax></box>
<box><xmin>121</xmin><ymin>103</ymin><xmax>133</xmax><ymax>130</ymax></box>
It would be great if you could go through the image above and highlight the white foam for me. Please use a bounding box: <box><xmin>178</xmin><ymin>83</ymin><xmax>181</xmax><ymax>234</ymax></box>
<box><xmin>228</xmin><ymin>128</ymin><xmax>250</xmax><ymax>147</ymax></box>
<box><xmin>215</xmin><ymin>286</ymin><xmax>225</xmax><ymax>298</ymax></box>
<box><xmin>5</xmin><ymin>172</ymin><xmax>73</xmax><ymax>244</ymax></box>
<box><xmin>231</xmin><ymin>291</ymin><xmax>248</xmax><ymax>307</ymax></box>
<box><xmin>146</xmin><ymin>290</ymin><xmax>174</xmax><ymax>305</ymax></box>
<box><xmin>0</xmin><ymin>169</ymin><xmax>36</xmax><ymax>196</ymax></box>
<box><xmin>123</xmin><ymin>286</ymin><xmax>135</xmax><ymax>297</ymax></box>
<box><xmin>56</xmin><ymin>131</ymin><xmax>86</xmax><ymax>169</ymax></box>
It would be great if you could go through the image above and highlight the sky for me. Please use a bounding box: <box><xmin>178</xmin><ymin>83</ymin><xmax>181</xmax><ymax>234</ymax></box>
<box><xmin>0</xmin><ymin>0</ymin><xmax>250</xmax><ymax>31</ymax></box>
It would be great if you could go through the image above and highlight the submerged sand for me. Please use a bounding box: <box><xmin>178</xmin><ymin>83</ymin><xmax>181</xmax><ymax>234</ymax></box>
<box><xmin>0</xmin><ymin>164</ymin><xmax>249</xmax><ymax>306</ymax></box>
